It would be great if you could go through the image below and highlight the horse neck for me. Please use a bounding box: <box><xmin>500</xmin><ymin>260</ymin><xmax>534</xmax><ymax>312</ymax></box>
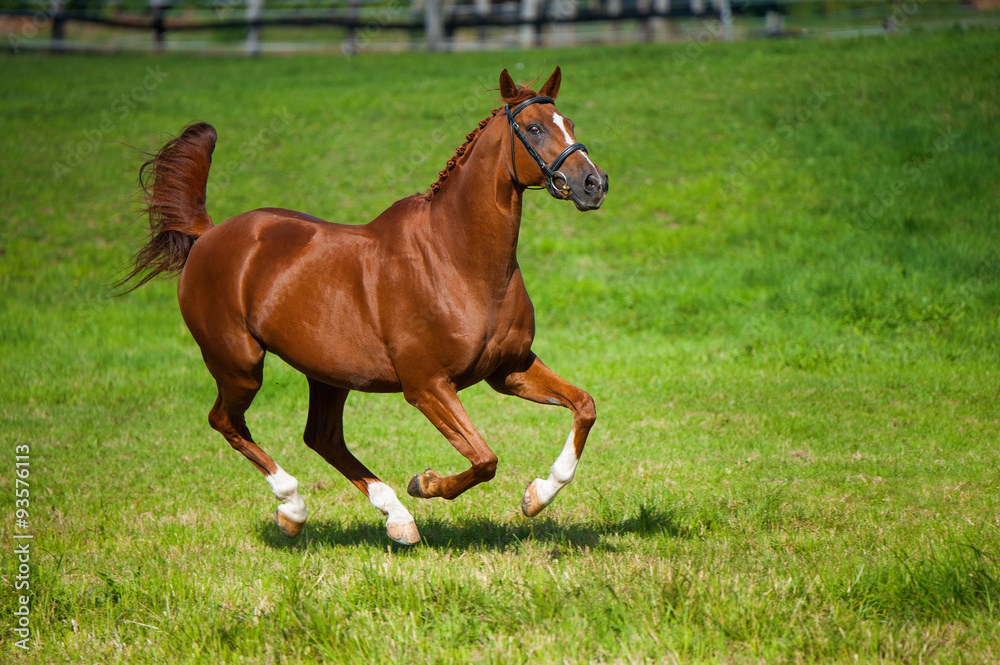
<box><xmin>429</xmin><ymin>116</ymin><xmax>524</xmax><ymax>282</ymax></box>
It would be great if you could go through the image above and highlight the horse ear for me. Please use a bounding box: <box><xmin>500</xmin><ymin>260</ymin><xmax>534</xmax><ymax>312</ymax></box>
<box><xmin>499</xmin><ymin>69</ymin><xmax>518</xmax><ymax>101</ymax></box>
<box><xmin>539</xmin><ymin>66</ymin><xmax>561</xmax><ymax>99</ymax></box>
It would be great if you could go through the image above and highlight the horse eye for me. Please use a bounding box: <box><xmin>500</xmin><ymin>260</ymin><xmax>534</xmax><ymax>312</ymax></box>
<box><xmin>527</xmin><ymin>124</ymin><xmax>542</xmax><ymax>135</ymax></box>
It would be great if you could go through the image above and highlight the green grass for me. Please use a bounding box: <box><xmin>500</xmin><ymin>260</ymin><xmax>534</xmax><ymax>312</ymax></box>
<box><xmin>2</xmin><ymin>31</ymin><xmax>999</xmax><ymax>664</ymax></box>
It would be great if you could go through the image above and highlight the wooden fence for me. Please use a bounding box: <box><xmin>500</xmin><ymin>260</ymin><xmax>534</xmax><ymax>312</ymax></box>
<box><xmin>1</xmin><ymin>0</ymin><xmax>988</xmax><ymax>53</ymax></box>
<box><xmin>1</xmin><ymin>0</ymin><xmax>737</xmax><ymax>53</ymax></box>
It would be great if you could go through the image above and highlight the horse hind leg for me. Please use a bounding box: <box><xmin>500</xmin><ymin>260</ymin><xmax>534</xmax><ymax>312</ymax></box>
<box><xmin>303</xmin><ymin>378</ymin><xmax>419</xmax><ymax>546</ymax></box>
<box><xmin>205</xmin><ymin>348</ymin><xmax>307</xmax><ymax>539</ymax></box>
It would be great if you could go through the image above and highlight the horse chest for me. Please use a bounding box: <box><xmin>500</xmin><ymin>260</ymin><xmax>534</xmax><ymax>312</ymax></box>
<box><xmin>454</xmin><ymin>284</ymin><xmax>535</xmax><ymax>384</ymax></box>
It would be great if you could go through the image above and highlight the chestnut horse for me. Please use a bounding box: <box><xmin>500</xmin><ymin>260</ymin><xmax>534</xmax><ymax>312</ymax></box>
<box><xmin>120</xmin><ymin>67</ymin><xmax>608</xmax><ymax>545</ymax></box>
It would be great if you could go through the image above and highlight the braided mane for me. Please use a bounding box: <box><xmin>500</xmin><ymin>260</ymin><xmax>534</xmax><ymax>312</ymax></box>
<box><xmin>424</xmin><ymin>86</ymin><xmax>539</xmax><ymax>200</ymax></box>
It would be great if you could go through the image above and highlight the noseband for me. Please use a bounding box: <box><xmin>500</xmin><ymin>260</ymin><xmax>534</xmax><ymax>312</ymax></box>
<box><xmin>505</xmin><ymin>96</ymin><xmax>589</xmax><ymax>198</ymax></box>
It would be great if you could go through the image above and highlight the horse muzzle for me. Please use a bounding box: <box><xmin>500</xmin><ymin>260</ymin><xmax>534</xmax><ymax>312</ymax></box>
<box><xmin>555</xmin><ymin>166</ymin><xmax>609</xmax><ymax>211</ymax></box>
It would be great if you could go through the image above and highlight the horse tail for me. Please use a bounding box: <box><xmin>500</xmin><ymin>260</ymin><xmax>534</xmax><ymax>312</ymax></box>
<box><xmin>115</xmin><ymin>122</ymin><xmax>218</xmax><ymax>293</ymax></box>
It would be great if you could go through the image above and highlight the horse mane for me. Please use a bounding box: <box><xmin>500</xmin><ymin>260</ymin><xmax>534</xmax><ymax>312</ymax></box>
<box><xmin>424</xmin><ymin>85</ymin><xmax>540</xmax><ymax>200</ymax></box>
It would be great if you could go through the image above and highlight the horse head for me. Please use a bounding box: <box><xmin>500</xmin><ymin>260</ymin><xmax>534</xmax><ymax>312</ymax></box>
<box><xmin>500</xmin><ymin>67</ymin><xmax>609</xmax><ymax>211</ymax></box>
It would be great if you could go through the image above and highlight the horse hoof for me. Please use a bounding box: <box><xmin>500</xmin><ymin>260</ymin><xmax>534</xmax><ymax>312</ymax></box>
<box><xmin>406</xmin><ymin>473</ymin><xmax>424</xmax><ymax>498</ymax></box>
<box><xmin>521</xmin><ymin>480</ymin><xmax>545</xmax><ymax>518</ymax></box>
<box><xmin>407</xmin><ymin>469</ymin><xmax>438</xmax><ymax>499</ymax></box>
<box><xmin>274</xmin><ymin>509</ymin><xmax>304</xmax><ymax>539</ymax></box>
<box><xmin>387</xmin><ymin>520</ymin><xmax>421</xmax><ymax>546</ymax></box>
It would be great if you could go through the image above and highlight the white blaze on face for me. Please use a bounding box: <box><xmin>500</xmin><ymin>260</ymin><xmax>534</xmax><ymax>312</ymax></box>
<box><xmin>551</xmin><ymin>111</ymin><xmax>575</xmax><ymax>145</ymax></box>
<box><xmin>551</xmin><ymin>111</ymin><xmax>598</xmax><ymax>173</ymax></box>
<box><xmin>532</xmin><ymin>427</ymin><xmax>580</xmax><ymax>506</ymax></box>
<box><xmin>266</xmin><ymin>466</ymin><xmax>307</xmax><ymax>524</ymax></box>
<box><xmin>367</xmin><ymin>480</ymin><xmax>415</xmax><ymax>526</ymax></box>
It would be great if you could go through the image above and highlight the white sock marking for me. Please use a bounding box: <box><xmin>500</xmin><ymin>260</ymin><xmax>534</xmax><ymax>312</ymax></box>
<box><xmin>266</xmin><ymin>466</ymin><xmax>307</xmax><ymax>524</ymax></box>
<box><xmin>533</xmin><ymin>428</ymin><xmax>579</xmax><ymax>506</ymax></box>
<box><xmin>367</xmin><ymin>481</ymin><xmax>415</xmax><ymax>526</ymax></box>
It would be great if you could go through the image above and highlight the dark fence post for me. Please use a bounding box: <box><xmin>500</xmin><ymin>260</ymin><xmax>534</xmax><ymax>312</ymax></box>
<box><xmin>50</xmin><ymin>0</ymin><xmax>67</xmax><ymax>52</ymax></box>
<box><xmin>150</xmin><ymin>0</ymin><xmax>166</xmax><ymax>52</ymax></box>
<box><xmin>343</xmin><ymin>0</ymin><xmax>360</xmax><ymax>54</ymax></box>
<box><xmin>519</xmin><ymin>0</ymin><xmax>540</xmax><ymax>48</ymax></box>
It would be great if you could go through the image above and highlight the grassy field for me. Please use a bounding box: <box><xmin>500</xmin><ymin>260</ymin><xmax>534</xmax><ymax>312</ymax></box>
<box><xmin>1</xmin><ymin>31</ymin><xmax>999</xmax><ymax>664</ymax></box>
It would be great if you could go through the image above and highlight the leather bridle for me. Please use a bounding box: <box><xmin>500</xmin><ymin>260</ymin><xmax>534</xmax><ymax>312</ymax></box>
<box><xmin>505</xmin><ymin>96</ymin><xmax>590</xmax><ymax>198</ymax></box>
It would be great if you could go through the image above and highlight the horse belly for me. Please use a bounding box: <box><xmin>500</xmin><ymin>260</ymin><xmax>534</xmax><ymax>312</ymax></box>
<box><xmin>249</xmin><ymin>249</ymin><xmax>401</xmax><ymax>392</ymax></box>
<box><xmin>257</xmin><ymin>280</ymin><xmax>401</xmax><ymax>392</ymax></box>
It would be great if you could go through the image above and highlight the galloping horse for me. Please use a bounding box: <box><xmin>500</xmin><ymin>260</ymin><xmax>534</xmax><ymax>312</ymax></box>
<box><xmin>120</xmin><ymin>67</ymin><xmax>608</xmax><ymax>545</ymax></box>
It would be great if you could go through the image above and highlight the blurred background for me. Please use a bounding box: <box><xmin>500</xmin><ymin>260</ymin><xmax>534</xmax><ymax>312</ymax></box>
<box><xmin>2</xmin><ymin>0</ymin><xmax>999</xmax><ymax>54</ymax></box>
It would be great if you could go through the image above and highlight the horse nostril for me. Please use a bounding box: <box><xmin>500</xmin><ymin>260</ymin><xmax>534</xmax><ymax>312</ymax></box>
<box><xmin>584</xmin><ymin>174</ymin><xmax>599</xmax><ymax>194</ymax></box>
<box><xmin>602</xmin><ymin>174</ymin><xmax>609</xmax><ymax>193</ymax></box>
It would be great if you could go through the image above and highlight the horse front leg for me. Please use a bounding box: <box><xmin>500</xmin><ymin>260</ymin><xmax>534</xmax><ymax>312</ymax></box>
<box><xmin>404</xmin><ymin>377</ymin><xmax>499</xmax><ymax>501</ymax></box>
<box><xmin>487</xmin><ymin>353</ymin><xmax>596</xmax><ymax>517</ymax></box>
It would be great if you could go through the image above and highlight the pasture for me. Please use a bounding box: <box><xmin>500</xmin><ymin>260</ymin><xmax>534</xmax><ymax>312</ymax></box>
<box><xmin>1</xmin><ymin>31</ymin><xmax>999</xmax><ymax>663</ymax></box>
